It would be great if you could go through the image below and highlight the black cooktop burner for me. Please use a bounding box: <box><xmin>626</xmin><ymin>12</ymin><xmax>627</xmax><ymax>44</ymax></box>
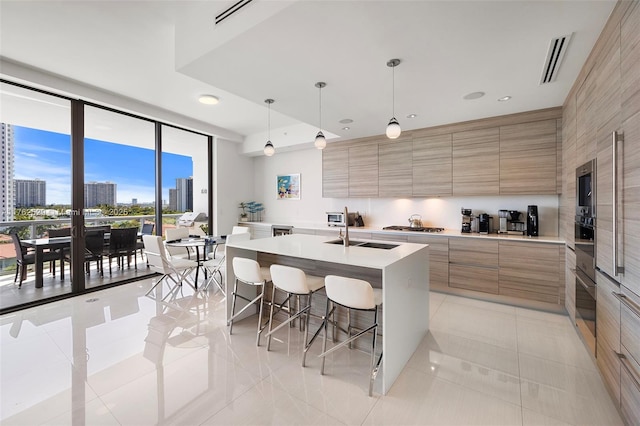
<box><xmin>383</xmin><ymin>225</ymin><xmax>445</xmax><ymax>233</ymax></box>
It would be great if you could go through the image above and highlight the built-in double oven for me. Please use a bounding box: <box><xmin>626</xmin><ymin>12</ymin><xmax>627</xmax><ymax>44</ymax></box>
<box><xmin>575</xmin><ymin>160</ymin><xmax>597</xmax><ymax>353</ymax></box>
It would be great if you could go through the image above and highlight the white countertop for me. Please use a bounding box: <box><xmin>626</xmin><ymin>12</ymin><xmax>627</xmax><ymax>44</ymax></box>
<box><xmin>239</xmin><ymin>222</ymin><xmax>565</xmax><ymax>245</ymax></box>
<box><xmin>225</xmin><ymin>233</ymin><xmax>429</xmax><ymax>269</ymax></box>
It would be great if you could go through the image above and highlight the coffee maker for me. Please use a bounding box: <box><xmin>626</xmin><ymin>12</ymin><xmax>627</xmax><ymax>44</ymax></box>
<box><xmin>461</xmin><ymin>208</ymin><xmax>472</xmax><ymax>233</ymax></box>
<box><xmin>527</xmin><ymin>205</ymin><xmax>539</xmax><ymax>237</ymax></box>
<box><xmin>507</xmin><ymin>210</ymin><xmax>526</xmax><ymax>235</ymax></box>
<box><xmin>498</xmin><ymin>210</ymin><xmax>509</xmax><ymax>234</ymax></box>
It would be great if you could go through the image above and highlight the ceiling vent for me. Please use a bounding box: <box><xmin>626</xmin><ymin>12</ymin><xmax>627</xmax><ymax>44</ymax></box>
<box><xmin>540</xmin><ymin>33</ymin><xmax>572</xmax><ymax>84</ymax></box>
<box><xmin>215</xmin><ymin>0</ymin><xmax>254</xmax><ymax>25</ymax></box>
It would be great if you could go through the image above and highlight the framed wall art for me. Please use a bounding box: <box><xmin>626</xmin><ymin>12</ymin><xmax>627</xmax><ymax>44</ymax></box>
<box><xmin>276</xmin><ymin>173</ymin><xmax>300</xmax><ymax>200</ymax></box>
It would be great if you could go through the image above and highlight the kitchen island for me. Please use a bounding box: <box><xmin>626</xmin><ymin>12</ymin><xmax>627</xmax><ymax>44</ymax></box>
<box><xmin>225</xmin><ymin>233</ymin><xmax>430</xmax><ymax>395</ymax></box>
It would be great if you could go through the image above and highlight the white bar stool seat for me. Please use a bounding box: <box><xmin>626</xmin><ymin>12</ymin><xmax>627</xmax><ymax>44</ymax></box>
<box><xmin>265</xmin><ymin>265</ymin><xmax>325</xmax><ymax>366</ymax></box>
<box><xmin>319</xmin><ymin>275</ymin><xmax>383</xmax><ymax>396</ymax></box>
<box><xmin>229</xmin><ymin>256</ymin><xmax>272</xmax><ymax>346</ymax></box>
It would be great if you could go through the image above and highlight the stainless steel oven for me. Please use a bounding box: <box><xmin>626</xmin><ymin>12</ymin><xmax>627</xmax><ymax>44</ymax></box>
<box><xmin>575</xmin><ymin>160</ymin><xmax>597</xmax><ymax>354</ymax></box>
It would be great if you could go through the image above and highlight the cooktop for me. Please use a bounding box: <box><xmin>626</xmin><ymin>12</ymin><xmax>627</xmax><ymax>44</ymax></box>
<box><xmin>383</xmin><ymin>226</ymin><xmax>445</xmax><ymax>233</ymax></box>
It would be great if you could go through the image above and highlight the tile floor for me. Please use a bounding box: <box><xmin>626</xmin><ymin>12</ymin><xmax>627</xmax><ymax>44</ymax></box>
<box><xmin>0</xmin><ymin>278</ymin><xmax>624</xmax><ymax>425</ymax></box>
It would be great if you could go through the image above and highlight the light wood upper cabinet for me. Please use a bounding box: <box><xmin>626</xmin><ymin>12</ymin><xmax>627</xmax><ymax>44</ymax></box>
<box><xmin>348</xmin><ymin>143</ymin><xmax>378</xmax><ymax>197</ymax></box>
<box><xmin>322</xmin><ymin>144</ymin><xmax>349</xmax><ymax>198</ymax></box>
<box><xmin>621</xmin><ymin>1</ymin><xmax>640</xmax><ymax>123</ymax></box>
<box><xmin>576</xmin><ymin>68</ymin><xmax>598</xmax><ymax>166</ymax></box>
<box><xmin>452</xmin><ymin>127</ymin><xmax>500</xmax><ymax>195</ymax></box>
<box><xmin>412</xmin><ymin>134</ymin><xmax>452</xmax><ymax>197</ymax></box>
<box><xmin>499</xmin><ymin>119</ymin><xmax>558</xmax><ymax>194</ymax></box>
<box><xmin>379</xmin><ymin>137</ymin><xmax>412</xmax><ymax>197</ymax></box>
<box><xmin>322</xmin><ymin>108</ymin><xmax>561</xmax><ymax>198</ymax></box>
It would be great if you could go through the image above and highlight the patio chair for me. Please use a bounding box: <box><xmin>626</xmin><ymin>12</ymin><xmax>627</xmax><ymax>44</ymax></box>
<box><xmin>106</xmin><ymin>227</ymin><xmax>138</xmax><ymax>275</ymax></box>
<box><xmin>11</xmin><ymin>233</ymin><xmax>59</xmax><ymax>288</ymax></box>
<box><xmin>143</xmin><ymin>235</ymin><xmax>198</xmax><ymax>302</ymax></box>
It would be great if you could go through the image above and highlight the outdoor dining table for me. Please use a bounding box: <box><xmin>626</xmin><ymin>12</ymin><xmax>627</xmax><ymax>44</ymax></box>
<box><xmin>20</xmin><ymin>232</ymin><xmax>143</xmax><ymax>288</ymax></box>
<box><xmin>20</xmin><ymin>236</ymin><xmax>72</xmax><ymax>288</ymax></box>
<box><xmin>165</xmin><ymin>235</ymin><xmax>226</xmax><ymax>286</ymax></box>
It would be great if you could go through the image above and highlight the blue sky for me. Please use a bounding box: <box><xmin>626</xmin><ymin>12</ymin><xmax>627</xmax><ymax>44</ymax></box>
<box><xmin>13</xmin><ymin>126</ymin><xmax>193</xmax><ymax>205</ymax></box>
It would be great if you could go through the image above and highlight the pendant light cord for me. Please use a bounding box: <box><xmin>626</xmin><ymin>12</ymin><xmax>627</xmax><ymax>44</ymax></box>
<box><xmin>319</xmin><ymin>86</ymin><xmax>322</xmax><ymax>131</ymax></box>
<box><xmin>392</xmin><ymin>64</ymin><xmax>395</xmax><ymax>118</ymax></box>
<box><xmin>268</xmin><ymin>101</ymin><xmax>271</xmax><ymax>140</ymax></box>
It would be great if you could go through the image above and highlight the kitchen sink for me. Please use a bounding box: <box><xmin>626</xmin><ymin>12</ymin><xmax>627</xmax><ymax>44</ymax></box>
<box><xmin>324</xmin><ymin>239</ymin><xmax>366</xmax><ymax>246</ymax></box>
<box><xmin>324</xmin><ymin>239</ymin><xmax>398</xmax><ymax>249</ymax></box>
<box><xmin>356</xmin><ymin>242</ymin><xmax>398</xmax><ymax>249</ymax></box>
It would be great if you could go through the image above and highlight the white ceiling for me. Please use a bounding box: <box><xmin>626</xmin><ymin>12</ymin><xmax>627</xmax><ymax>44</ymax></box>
<box><xmin>0</xmin><ymin>0</ymin><xmax>616</xmax><ymax>155</ymax></box>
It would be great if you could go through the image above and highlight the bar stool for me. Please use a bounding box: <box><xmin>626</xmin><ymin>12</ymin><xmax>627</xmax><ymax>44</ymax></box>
<box><xmin>265</xmin><ymin>264</ymin><xmax>325</xmax><ymax>366</ymax></box>
<box><xmin>319</xmin><ymin>275</ymin><xmax>383</xmax><ymax>396</ymax></box>
<box><xmin>228</xmin><ymin>256</ymin><xmax>272</xmax><ymax>346</ymax></box>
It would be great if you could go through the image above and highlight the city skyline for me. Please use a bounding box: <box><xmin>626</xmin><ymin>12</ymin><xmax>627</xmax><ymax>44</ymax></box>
<box><xmin>12</xmin><ymin>125</ymin><xmax>193</xmax><ymax>205</ymax></box>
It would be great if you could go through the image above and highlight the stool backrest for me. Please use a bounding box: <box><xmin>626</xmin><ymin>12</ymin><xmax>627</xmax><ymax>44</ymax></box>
<box><xmin>232</xmin><ymin>257</ymin><xmax>265</xmax><ymax>284</ymax></box>
<box><xmin>324</xmin><ymin>275</ymin><xmax>376</xmax><ymax>310</ymax></box>
<box><xmin>270</xmin><ymin>264</ymin><xmax>308</xmax><ymax>294</ymax></box>
<box><xmin>232</xmin><ymin>226</ymin><xmax>250</xmax><ymax>234</ymax></box>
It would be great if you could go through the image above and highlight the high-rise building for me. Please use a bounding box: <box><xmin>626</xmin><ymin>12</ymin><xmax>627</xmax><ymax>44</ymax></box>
<box><xmin>84</xmin><ymin>181</ymin><xmax>116</xmax><ymax>208</ymax></box>
<box><xmin>175</xmin><ymin>177</ymin><xmax>193</xmax><ymax>212</ymax></box>
<box><xmin>15</xmin><ymin>179</ymin><xmax>46</xmax><ymax>207</ymax></box>
<box><xmin>1</xmin><ymin>123</ymin><xmax>15</xmax><ymax>221</ymax></box>
<box><xmin>168</xmin><ymin>188</ymin><xmax>177</xmax><ymax>211</ymax></box>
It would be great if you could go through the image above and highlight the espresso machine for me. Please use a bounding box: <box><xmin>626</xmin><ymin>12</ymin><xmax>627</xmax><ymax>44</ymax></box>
<box><xmin>461</xmin><ymin>208</ymin><xmax>472</xmax><ymax>233</ymax></box>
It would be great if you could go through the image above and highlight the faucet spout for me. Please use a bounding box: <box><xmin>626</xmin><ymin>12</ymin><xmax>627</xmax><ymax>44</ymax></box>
<box><xmin>343</xmin><ymin>206</ymin><xmax>349</xmax><ymax>247</ymax></box>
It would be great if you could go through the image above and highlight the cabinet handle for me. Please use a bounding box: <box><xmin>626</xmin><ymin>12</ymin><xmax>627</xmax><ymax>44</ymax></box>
<box><xmin>613</xmin><ymin>292</ymin><xmax>640</xmax><ymax>320</ymax></box>
<box><xmin>616</xmin><ymin>352</ymin><xmax>640</xmax><ymax>392</ymax></box>
<box><xmin>612</xmin><ymin>131</ymin><xmax>624</xmax><ymax>276</ymax></box>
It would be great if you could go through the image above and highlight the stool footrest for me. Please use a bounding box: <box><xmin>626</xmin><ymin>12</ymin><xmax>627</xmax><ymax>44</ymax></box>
<box><xmin>318</xmin><ymin>323</ymin><xmax>377</xmax><ymax>358</ymax></box>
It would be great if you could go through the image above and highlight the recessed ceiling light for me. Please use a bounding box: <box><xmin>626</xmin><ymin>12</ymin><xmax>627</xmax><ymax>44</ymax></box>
<box><xmin>198</xmin><ymin>94</ymin><xmax>219</xmax><ymax>105</ymax></box>
<box><xmin>463</xmin><ymin>91</ymin><xmax>485</xmax><ymax>100</ymax></box>
<box><xmin>342</xmin><ymin>126</ymin><xmax>350</xmax><ymax>130</ymax></box>
<box><xmin>498</xmin><ymin>96</ymin><xmax>512</xmax><ymax>102</ymax></box>
<box><xmin>339</xmin><ymin>118</ymin><xmax>353</xmax><ymax>124</ymax></box>
<box><xmin>406</xmin><ymin>114</ymin><xmax>417</xmax><ymax>119</ymax></box>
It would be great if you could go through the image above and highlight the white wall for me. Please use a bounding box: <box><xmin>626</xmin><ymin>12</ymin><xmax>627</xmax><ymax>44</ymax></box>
<box><xmin>214</xmin><ymin>138</ymin><xmax>255</xmax><ymax>235</ymax></box>
<box><xmin>252</xmin><ymin>147</ymin><xmax>560</xmax><ymax>236</ymax></box>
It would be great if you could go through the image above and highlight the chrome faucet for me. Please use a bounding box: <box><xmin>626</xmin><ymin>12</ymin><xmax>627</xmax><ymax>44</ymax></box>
<box><xmin>338</xmin><ymin>206</ymin><xmax>350</xmax><ymax>247</ymax></box>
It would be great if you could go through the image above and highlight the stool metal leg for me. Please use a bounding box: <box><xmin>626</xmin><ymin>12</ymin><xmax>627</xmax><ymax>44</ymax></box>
<box><xmin>228</xmin><ymin>278</ymin><xmax>239</xmax><ymax>334</ymax></box>
<box><xmin>266</xmin><ymin>283</ymin><xmax>277</xmax><ymax>351</ymax></box>
<box><xmin>256</xmin><ymin>283</ymin><xmax>266</xmax><ymax>346</ymax></box>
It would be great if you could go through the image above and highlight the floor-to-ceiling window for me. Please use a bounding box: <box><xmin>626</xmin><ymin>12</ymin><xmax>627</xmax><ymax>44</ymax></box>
<box><xmin>0</xmin><ymin>81</ymin><xmax>213</xmax><ymax>313</ymax></box>
<box><xmin>0</xmin><ymin>82</ymin><xmax>74</xmax><ymax>309</ymax></box>
<box><xmin>160</xmin><ymin>125</ymin><xmax>209</xmax><ymax>236</ymax></box>
<box><xmin>84</xmin><ymin>105</ymin><xmax>158</xmax><ymax>289</ymax></box>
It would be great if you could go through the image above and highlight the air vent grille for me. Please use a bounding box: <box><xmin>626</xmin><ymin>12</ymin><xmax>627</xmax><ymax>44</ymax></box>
<box><xmin>540</xmin><ymin>33</ymin><xmax>572</xmax><ymax>84</ymax></box>
<box><xmin>215</xmin><ymin>0</ymin><xmax>254</xmax><ymax>25</ymax></box>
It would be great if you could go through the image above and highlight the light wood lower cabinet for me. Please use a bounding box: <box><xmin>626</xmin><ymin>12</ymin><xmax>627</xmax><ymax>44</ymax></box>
<box><xmin>620</xmin><ymin>345</ymin><xmax>640</xmax><ymax>426</ymax></box>
<box><xmin>597</xmin><ymin>338</ymin><xmax>621</xmax><ymax>406</ymax></box>
<box><xmin>407</xmin><ymin>235</ymin><xmax>449</xmax><ymax>291</ymax></box>
<box><xmin>449</xmin><ymin>239</ymin><xmax>499</xmax><ymax>294</ymax></box>
<box><xmin>498</xmin><ymin>241</ymin><xmax>563</xmax><ymax>304</ymax></box>
<box><xmin>597</xmin><ymin>271</ymin><xmax>621</xmax><ymax>353</ymax></box>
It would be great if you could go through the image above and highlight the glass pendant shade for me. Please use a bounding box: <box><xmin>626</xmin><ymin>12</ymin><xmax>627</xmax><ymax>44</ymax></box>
<box><xmin>314</xmin><ymin>131</ymin><xmax>327</xmax><ymax>149</ymax></box>
<box><xmin>386</xmin><ymin>117</ymin><xmax>401</xmax><ymax>139</ymax></box>
<box><xmin>263</xmin><ymin>140</ymin><xmax>275</xmax><ymax>156</ymax></box>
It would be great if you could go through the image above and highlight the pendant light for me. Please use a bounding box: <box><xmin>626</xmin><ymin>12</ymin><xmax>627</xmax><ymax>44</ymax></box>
<box><xmin>386</xmin><ymin>58</ymin><xmax>402</xmax><ymax>139</ymax></box>
<box><xmin>263</xmin><ymin>98</ymin><xmax>275</xmax><ymax>156</ymax></box>
<box><xmin>314</xmin><ymin>82</ymin><xmax>327</xmax><ymax>149</ymax></box>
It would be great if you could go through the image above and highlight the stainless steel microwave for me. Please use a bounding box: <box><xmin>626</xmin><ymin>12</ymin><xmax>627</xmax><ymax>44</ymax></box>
<box><xmin>576</xmin><ymin>159</ymin><xmax>596</xmax><ymax>218</ymax></box>
<box><xmin>327</xmin><ymin>211</ymin><xmax>356</xmax><ymax>227</ymax></box>
<box><xmin>327</xmin><ymin>211</ymin><xmax>346</xmax><ymax>227</ymax></box>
